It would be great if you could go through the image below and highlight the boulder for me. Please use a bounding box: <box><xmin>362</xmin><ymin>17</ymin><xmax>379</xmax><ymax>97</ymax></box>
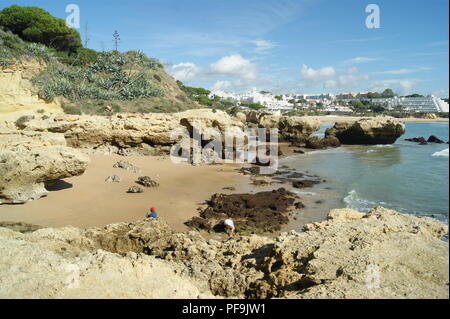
<box><xmin>405</xmin><ymin>137</ymin><xmax>428</xmax><ymax>145</ymax></box>
<box><xmin>136</xmin><ymin>176</ymin><xmax>159</xmax><ymax>188</ymax></box>
<box><xmin>258</xmin><ymin>115</ymin><xmax>321</xmax><ymax>142</ymax></box>
<box><xmin>127</xmin><ymin>186</ymin><xmax>144</xmax><ymax>194</ymax></box>
<box><xmin>113</xmin><ymin>161</ymin><xmax>141</xmax><ymax>173</ymax></box>
<box><xmin>427</xmin><ymin>135</ymin><xmax>445</xmax><ymax>144</ymax></box>
<box><xmin>0</xmin><ymin>130</ymin><xmax>89</xmax><ymax>204</ymax></box>
<box><xmin>305</xmin><ymin>136</ymin><xmax>341</xmax><ymax>149</ymax></box>
<box><xmin>326</xmin><ymin>117</ymin><xmax>405</xmax><ymax>145</ymax></box>
<box><xmin>105</xmin><ymin>175</ymin><xmax>121</xmax><ymax>183</ymax></box>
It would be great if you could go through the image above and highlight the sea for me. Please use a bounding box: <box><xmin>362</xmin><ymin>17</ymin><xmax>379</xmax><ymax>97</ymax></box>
<box><xmin>281</xmin><ymin>122</ymin><xmax>449</xmax><ymax>231</ymax></box>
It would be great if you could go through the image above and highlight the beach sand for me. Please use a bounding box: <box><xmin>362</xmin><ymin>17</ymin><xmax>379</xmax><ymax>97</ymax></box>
<box><xmin>0</xmin><ymin>154</ymin><xmax>249</xmax><ymax>231</ymax></box>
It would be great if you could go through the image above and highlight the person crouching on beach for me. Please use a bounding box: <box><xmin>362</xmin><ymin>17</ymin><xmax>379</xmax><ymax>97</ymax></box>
<box><xmin>223</xmin><ymin>219</ymin><xmax>235</xmax><ymax>237</ymax></box>
<box><xmin>146</xmin><ymin>207</ymin><xmax>158</xmax><ymax>219</ymax></box>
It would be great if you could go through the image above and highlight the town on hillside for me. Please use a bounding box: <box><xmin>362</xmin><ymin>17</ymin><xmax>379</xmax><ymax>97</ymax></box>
<box><xmin>209</xmin><ymin>88</ymin><xmax>450</xmax><ymax>116</ymax></box>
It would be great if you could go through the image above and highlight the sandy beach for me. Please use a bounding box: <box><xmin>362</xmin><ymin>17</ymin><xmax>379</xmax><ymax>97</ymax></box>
<box><xmin>0</xmin><ymin>154</ymin><xmax>250</xmax><ymax>231</ymax></box>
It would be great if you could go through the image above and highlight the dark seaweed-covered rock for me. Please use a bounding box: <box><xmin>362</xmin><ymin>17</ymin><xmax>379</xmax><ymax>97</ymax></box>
<box><xmin>184</xmin><ymin>217</ymin><xmax>212</xmax><ymax>231</ymax></box>
<box><xmin>405</xmin><ymin>137</ymin><xmax>428</xmax><ymax>145</ymax></box>
<box><xmin>292</xmin><ymin>180</ymin><xmax>320</xmax><ymax>189</ymax></box>
<box><xmin>186</xmin><ymin>188</ymin><xmax>298</xmax><ymax>234</ymax></box>
<box><xmin>305</xmin><ymin>136</ymin><xmax>341</xmax><ymax>149</ymax></box>
<box><xmin>427</xmin><ymin>135</ymin><xmax>445</xmax><ymax>144</ymax></box>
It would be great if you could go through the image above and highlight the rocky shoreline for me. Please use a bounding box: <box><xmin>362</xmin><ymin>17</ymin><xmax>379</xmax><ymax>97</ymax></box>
<box><xmin>0</xmin><ymin>206</ymin><xmax>448</xmax><ymax>299</ymax></box>
<box><xmin>1</xmin><ymin>110</ymin><xmax>448</xmax><ymax>299</ymax></box>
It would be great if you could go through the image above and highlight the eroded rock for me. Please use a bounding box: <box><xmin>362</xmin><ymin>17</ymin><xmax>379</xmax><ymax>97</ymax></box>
<box><xmin>326</xmin><ymin>117</ymin><xmax>405</xmax><ymax>145</ymax></box>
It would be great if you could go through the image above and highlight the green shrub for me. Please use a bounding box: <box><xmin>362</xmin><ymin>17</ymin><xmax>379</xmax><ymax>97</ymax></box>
<box><xmin>153</xmin><ymin>74</ymin><xmax>162</xmax><ymax>82</ymax></box>
<box><xmin>15</xmin><ymin>115</ymin><xmax>34</xmax><ymax>128</ymax></box>
<box><xmin>0</xmin><ymin>5</ymin><xmax>82</xmax><ymax>53</ymax></box>
<box><xmin>33</xmin><ymin>51</ymin><xmax>165</xmax><ymax>102</ymax></box>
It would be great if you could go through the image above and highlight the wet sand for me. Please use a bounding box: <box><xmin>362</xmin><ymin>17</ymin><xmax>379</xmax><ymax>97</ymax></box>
<box><xmin>0</xmin><ymin>154</ymin><xmax>249</xmax><ymax>231</ymax></box>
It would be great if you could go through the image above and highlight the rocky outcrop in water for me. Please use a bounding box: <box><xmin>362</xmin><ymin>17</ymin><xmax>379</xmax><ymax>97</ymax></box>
<box><xmin>0</xmin><ymin>207</ymin><xmax>447</xmax><ymax>299</ymax></box>
<box><xmin>305</xmin><ymin>136</ymin><xmax>341</xmax><ymax>149</ymax></box>
<box><xmin>0</xmin><ymin>129</ymin><xmax>89</xmax><ymax>204</ymax></box>
<box><xmin>326</xmin><ymin>117</ymin><xmax>405</xmax><ymax>145</ymax></box>
<box><xmin>405</xmin><ymin>135</ymin><xmax>446</xmax><ymax>145</ymax></box>
<box><xmin>427</xmin><ymin>135</ymin><xmax>445</xmax><ymax>144</ymax></box>
<box><xmin>405</xmin><ymin>137</ymin><xmax>428</xmax><ymax>145</ymax></box>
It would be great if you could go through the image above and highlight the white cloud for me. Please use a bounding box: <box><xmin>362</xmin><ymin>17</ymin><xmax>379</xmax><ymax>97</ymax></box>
<box><xmin>212</xmin><ymin>80</ymin><xmax>232</xmax><ymax>90</ymax></box>
<box><xmin>343</xmin><ymin>56</ymin><xmax>379</xmax><ymax>64</ymax></box>
<box><xmin>374</xmin><ymin>67</ymin><xmax>432</xmax><ymax>75</ymax></box>
<box><xmin>301</xmin><ymin>64</ymin><xmax>336</xmax><ymax>83</ymax></box>
<box><xmin>324</xmin><ymin>80</ymin><xmax>338</xmax><ymax>89</ymax></box>
<box><xmin>375</xmin><ymin>68</ymin><xmax>414</xmax><ymax>75</ymax></box>
<box><xmin>338</xmin><ymin>67</ymin><xmax>369</xmax><ymax>86</ymax></box>
<box><xmin>166</xmin><ymin>62</ymin><xmax>203</xmax><ymax>82</ymax></box>
<box><xmin>209</xmin><ymin>54</ymin><xmax>257</xmax><ymax>80</ymax></box>
<box><xmin>300</xmin><ymin>64</ymin><xmax>369</xmax><ymax>90</ymax></box>
<box><xmin>250</xmin><ymin>40</ymin><xmax>277</xmax><ymax>53</ymax></box>
<box><xmin>370</xmin><ymin>79</ymin><xmax>419</xmax><ymax>95</ymax></box>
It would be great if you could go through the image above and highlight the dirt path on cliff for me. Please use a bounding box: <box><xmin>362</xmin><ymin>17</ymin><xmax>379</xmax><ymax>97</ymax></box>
<box><xmin>0</xmin><ymin>154</ymin><xmax>249</xmax><ymax>231</ymax></box>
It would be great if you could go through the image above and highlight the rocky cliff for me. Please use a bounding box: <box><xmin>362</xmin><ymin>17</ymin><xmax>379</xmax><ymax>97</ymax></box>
<box><xmin>0</xmin><ymin>60</ymin><xmax>63</xmax><ymax>120</ymax></box>
<box><xmin>1</xmin><ymin>207</ymin><xmax>447</xmax><ymax>299</ymax></box>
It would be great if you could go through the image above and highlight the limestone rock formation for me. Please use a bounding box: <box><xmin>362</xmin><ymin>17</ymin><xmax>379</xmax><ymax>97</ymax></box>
<box><xmin>127</xmin><ymin>186</ymin><xmax>144</xmax><ymax>194</ymax></box>
<box><xmin>113</xmin><ymin>161</ymin><xmax>142</xmax><ymax>173</ymax></box>
<box><xmin>305</xmin><ymin>136</ymin><xmax>341</xmax><ymax>149</ymax></box>
<box><xmin>136</xmin><ymin>176</ymin><xmax>159</xmax><ymax>188</ymax></box>
<box><xmin>105</xmin><ymin>175</ymin><xmax>122</xmax><ymax>183</ymax></box>
<box><xmin>0</xmin><ymin>207</ymin><xmax>447</xmax><ymax>299</ymax></box>
<box><xmin>0</xmin><ymin>130</ymin><xmax>89</xmax><ymax>204</ymax></box>
<box><xmin>326</xmin><ymin>117</ymin><xmax>406</xmax><ymax>145</ymax></box>
<box><xmin>259</xmin><ymin>115</ymin><xmax>321</xmax><ymax>142</ymax></box>
<box><xmin>20</xmin><ymin>109</ymin><xmax>245</xmax><ymax>154</ymax></box>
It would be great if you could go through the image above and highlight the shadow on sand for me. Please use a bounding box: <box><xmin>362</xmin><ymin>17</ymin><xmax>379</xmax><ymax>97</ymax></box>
<box><xmin>45</xmin><ymin>180</ymin><xmax>73</xmax><ymax>192</ymax></box>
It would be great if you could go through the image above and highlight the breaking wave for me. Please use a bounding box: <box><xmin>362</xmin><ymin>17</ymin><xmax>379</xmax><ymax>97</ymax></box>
<box><xmin>432</xmin><ymin>148</ymin><xmax>449</xmax><ymax>158</ymax></box>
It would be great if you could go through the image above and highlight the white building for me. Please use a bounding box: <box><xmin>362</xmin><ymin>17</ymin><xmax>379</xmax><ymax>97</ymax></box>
<box><xmin>210</xmin><ymin>88</ymin><xmax>294</xmax><ymax>111</ymax></box>
<box><xmin>371</xmin><ymin>95</ymin><xmax>449</xmax><ymax>112</ymax></box>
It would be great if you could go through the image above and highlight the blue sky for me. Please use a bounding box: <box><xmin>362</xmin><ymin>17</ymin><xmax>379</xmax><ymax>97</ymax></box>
<box><xmin>1</xmin><ymin>0</ymin><xmax>449</xmax><ymax>96</ymax></box>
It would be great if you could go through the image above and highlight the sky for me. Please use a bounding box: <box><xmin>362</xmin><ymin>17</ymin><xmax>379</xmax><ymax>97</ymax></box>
<box><xmin>1</xmin><ymin>0</ymin><xmax>449</xmax><ymax>97</ymax></box>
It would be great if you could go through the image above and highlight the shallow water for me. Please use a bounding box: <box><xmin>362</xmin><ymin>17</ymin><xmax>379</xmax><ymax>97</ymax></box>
<box><xmin>282</xmin><ymin>122</ymin><xmax>449</xmax><ymax>228</ymax></box>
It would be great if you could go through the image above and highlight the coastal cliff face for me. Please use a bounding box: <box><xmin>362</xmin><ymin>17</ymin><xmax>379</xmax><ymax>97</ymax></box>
<box><xmin>326</xmin><ymin>117</ymin><xmax>406</xmax><ymax>145</ymax></box>
<box><xmin>1</xmin><ymin>207</ymin><xmax>447</xmax><ymax>299</ymax></box>
<box><xmin>17</xmin><ymin>109</ymin><xmax>245</xmax><ymax>153</ymax></box>
<box><xmin>0</xmin><ymin>60</ymin><xmax>63</xmax><ymax>119</ymax></box>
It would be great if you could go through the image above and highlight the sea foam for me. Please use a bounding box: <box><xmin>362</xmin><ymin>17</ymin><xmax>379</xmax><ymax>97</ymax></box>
<box><xmin>432</xmin><ymin>148</ymin><xmax>449</xmax><ymax>158</ymax></box>
<box><xmin>343</xmin><ymin>190</ymin><xmax>378</xmax><ymax>212</ymax></box>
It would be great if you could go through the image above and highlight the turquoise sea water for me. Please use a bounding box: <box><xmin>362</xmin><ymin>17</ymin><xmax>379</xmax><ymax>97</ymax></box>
<box><xmin>282</xmin><ymin>122</ymin><xmax>449</xmax><ymax>225</ymax></box>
